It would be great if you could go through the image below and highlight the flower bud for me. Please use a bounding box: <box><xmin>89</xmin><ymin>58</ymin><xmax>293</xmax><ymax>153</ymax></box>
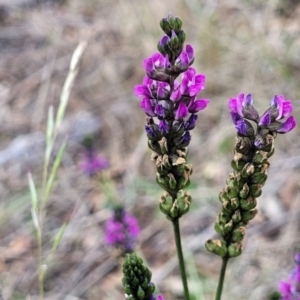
<box><xmin>228</xmin><ymin>242</ymin><xmax>242</xmax><ymax>257</ymax></box>
<box><xmin>252</xmin><ymin>150</ymin><xmax>268</xmax><ymax>164</ymax></box>
<box><xmin>205</xmin><ymin>239</ymin><xmax>228</xmax><ymax>257</ymax></box>
<box><xmin>241</xmin><ymin>163</ymin><xmax>255</xmax><ymax>178</ymax></box>
<box><xmin>230</xmin><ymin>197</ymin><xmax>239</xmax><ymax>210</ymax></box>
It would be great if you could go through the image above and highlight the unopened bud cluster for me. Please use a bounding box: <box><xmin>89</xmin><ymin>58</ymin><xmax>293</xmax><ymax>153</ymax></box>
<box><xmin>134</xmin><ymin>13</ymin><xmax>209</xmax><ymax>220</ymax></box>
<box><xmin>122</xmin><ymin>253</ymin><xmax>164</xmax><ymax>300</ymax></box>
<box><xmin>206</xmin><ymin>93</ymin><xmax>296</xmax><ymax>258</ymax></box>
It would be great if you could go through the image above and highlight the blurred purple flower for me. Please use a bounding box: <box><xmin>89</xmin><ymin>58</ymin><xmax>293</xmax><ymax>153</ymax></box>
<box><xmin>105</xmin><ymin>208</ymin><xmax>140</xmax><ymax>252</ymax></box>
<box><xmin>279</xmin><ymin>253</ymin><xmax>300</xmax><ymax>300</ymax></box>
<box><xmin>80</xmin><ymin>151</ymin><xmax>109</xmax><ymax>176</ymax></box>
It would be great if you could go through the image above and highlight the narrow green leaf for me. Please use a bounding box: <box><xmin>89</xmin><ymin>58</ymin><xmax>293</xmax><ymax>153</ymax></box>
<box><xmin>46</xmin><ymin>105</ymin><xmax>54</xmax><ymax>150</ymax></box>
<box><xmin>27</xmin><ymin>172</ymin><xmax>39</xmax><ymax>210</ymax></box>
<box><xmin>43</xmin><ymin>139</ymin><xmax>67</xmax><ymax>205</ymax></box>
<box><xmin>31</xmin><ymin>207</ymin><xmax>39</xmax><ymax>231</ymax></box>
<box><xmin>51</xmin><ymin>223</ymin><xmax>67</xmax><ymax>254</ymax></box>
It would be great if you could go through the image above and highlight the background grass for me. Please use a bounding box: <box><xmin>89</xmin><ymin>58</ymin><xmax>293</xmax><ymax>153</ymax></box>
<box><xmin>0</xmin><ymin>0</ymin><xmax>299</xmax><ymax>299</ymax></box>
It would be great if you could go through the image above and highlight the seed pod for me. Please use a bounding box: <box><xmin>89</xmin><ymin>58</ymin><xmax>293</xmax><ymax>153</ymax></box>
<box><xmin>240</xmin><ymin>196</ymin><xmax>257</xmax><ymax>211</ymax></box>
<box><xmin>205</xmin><ymin>239</ymin><xmax>228</xmax><ymax>257</ymax></box>
<box><xmin>228</xmin><ymin>242</ymin><xmax>242</xmax><ymax>257</ymax></box>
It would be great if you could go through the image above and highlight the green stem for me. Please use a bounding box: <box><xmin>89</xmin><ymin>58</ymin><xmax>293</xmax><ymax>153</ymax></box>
<box><xmin>215</xmin><ymin>257</ymin><xmax>229</xmax><ymax>300</ymax></box>
<box><xmin>172</xmin><ymin>218</ymin><xmax>190</xmax><ymax>300</ymax></box>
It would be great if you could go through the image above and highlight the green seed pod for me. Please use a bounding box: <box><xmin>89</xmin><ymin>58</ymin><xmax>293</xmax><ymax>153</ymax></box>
<box><xmin>239</xmin><ymin>182</ymin><xmax>250</xmax><ymax>199</ymax></box>
<box><xmin>251</xmin><ymin>172</ymin><xmax>267</xmax><ymax>184</ymax></box>
<box><xmin>162</xmin><ymin>154</ymin><xmax>172</xmax><ymax>170</ymax></box>
<box><xmin>223</xmin><ymin>220</ymin><xmax>234</xmax><ymax>234</ymax></box>
<box><xmin>159</xmin><ymin>192</ymin><xmax>173</xmax><ymax>215</ymax></box>
<box><xmin>170</xmin><ymin>199</ymin><xmax>179</xmax><ymax>218</ymax></box>
<box><xmin>177</xmin><ymin>190</ymin><xmax>191</xmax><ymax>217</ymax></box>
<box><xmin>227</xmin><ymin>186</ymin><xmax>239</xmax><ymax>198</ymax></box>
<box><xmin>232</xmin><ymin>210</ymin><xmax>242</xmax><ymax>223</ymax></box>
<box><xmin>214</xmin><ymin>222</ymin><xmax>224</xmax><ymax>235</ymax></box>
<box><xmin>219</xmin><ymin>190</ymin><xmax>229</xmax><ymax>203</ymax></box>
<box><xmin>253</xmin><ymin>150</ymin><xmax>268</xmax><ymax>164</ymax></box>
<box><xmin>167</xmin><ymin>173</ymin><xmax>177</xmax><ymax>190</ymax></box>
<box><xmin>219</xmin><ymin>212</ymin><xmax>231</xmax><ymax>225</ymax></box>
<box><xmin>232</xmin><ymin>225</ymin><xmax>246</xmax><ymax>242</ymax></box>
<box><xmin>156</xmin><ymin>173</ymin><xmax>169</xmax><ymax>190</ymax></box>
<box><xmin>240</xmin><ymin>196</ymin><xmax>257</xmax><ymax>210</ymax></box>
<box><xmin>222</xmin><ymin>200</ymin><xmax>232</xmax><ymax>213</ymax></box>
<box><xmin>205</xmin><ymin>239</ymin><xmax>228</xmax><ymax>257</ymax></box>
<box><xmin>158</xmin><ymin>137</ymin><xmax>168</xmax><ymax>154</ymax></box>
<box><xmin>249</xmin><ymin>184</ymin><xmax>262</xmax><ymax>197</ymax></box>
<box><xmin>241</xmin><ymin>209</ymin><xmax>257</xmax><ymax>222</ymax></box>
<box><xmin>228</xmin><ymin>242</ymin><xmax>242</xmax><ymax>257</ymax></box>
<box><xmin>230</xmin><ymin>197</ymin><xmax>239</xmax><ymax>210</ymax></box>
<box><xmin>241</xmin><ymin>163</ymin><xmax>255</xmax><ymax>178</ymax></box>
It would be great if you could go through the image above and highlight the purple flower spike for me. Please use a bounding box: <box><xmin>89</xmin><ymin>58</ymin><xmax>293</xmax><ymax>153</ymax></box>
<box><xmin>189</xmin><ymin>99</ymin><xmax>209</xmax><ymax>113</ymax></box>
<box><xmin>277</xmin><ymin>116</ymin><xmax>297</xmax><ymax>133</ymax></box>
<box><xmin>175</xmin><ymin>103</ymin><xmax>188</xmax><ymax>120</ymax></box>
<box><xmin>140</xmin><ymin>98</ymin><xmax>155</xmax><ymax>116</ymax></box>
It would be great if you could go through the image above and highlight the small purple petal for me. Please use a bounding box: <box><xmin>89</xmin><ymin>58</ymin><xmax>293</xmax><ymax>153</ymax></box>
<box><xmin>134</xmin><ymin>83</ymin><xmax>151</xmax><ymax>99</ymax></box>
<box><xmin>189</xmin><ymin>99</ymin><xmax>209</xmax><ymax>113</ymax></box>
<box><xmin>175</xmin><ymin>103</ymin><xmax>188</xmax><ymax>120</ymax></box>
<box><xmin>159</xmin><ymin>35</ymin><xmax>170</xmax><ymax>47</ymax></box>
<box><xmin>230</xmin><ymin>112</ymin><xmax>242</xmax><ymax>125</ymax></box>
<box><xmin>277</xmin><ymin>116</ymin><xmax>297</xmax><ymax>133</ymax></box>
<box><xmin>276</xmin><ymin>95</ymin><xmax>293</xmax><ymax>120</ymax></box>
<box><xmin>235</xmin><ymin>120</ymin><xmax>247</xmax><ymax>135</ymax></box>
<box><xmin>185</xmin><ymin>114</ymin><xmax>198</xmax><ymax>130</ymax></box>
<box><xmin>245</xmin><ymin>93</ymin><xmax>253</xmax><ymax>106</ymax></box>
<box><xmin>180</xmin><ymin>131</ymin><xmax>191</xmax><ymax>145</ymax></box>
<box><xmin>185</xmin><ymin>44</ymin><xmax>194</xmax><ymax>62</ymax></box>
<box><xmin>156</xmin><ymin>296</ymin><xmax>164</xmax><ymax>300</ymax></box>
<box><xmin>140</xmin><ymin>98</ymin><xmax>155</xmax><ymax>116</ymax></box>
<box><xmin>154</xmin><ymin>104</ymin><xmax>165</xmax><ymax>118</ymax></box>
<box><xmin>228</xmin><ymin>98</ymin><xmax>238</xmax><ymax>114</ymax></box>
<box><xmin>143</xmin><ymin>58</ymin><xmax>153</xmax><ymax>74</ymax></box>
<box><xmin>145</xmin><ymin>125</ymin><xmax>156</xmax><ymax>137</ymax></box>
<box><xmin>158</xmin><ymin>119</ymin><xmax>169</xmax><ymax>133</ymax></box>
<box><xmin>170</xmin><ymin>87</ymin><xmax>181</xmax><ymax>102</ymax></box>
<box><xmin>259</xmin><ymin>112</ymin><xmax>272</xmax><ymax>126</ymax></box>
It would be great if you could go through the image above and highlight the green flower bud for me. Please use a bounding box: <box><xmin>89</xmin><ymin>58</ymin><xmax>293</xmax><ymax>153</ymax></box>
<box><xmin>228</xmin><ymin>242</ymin><xmax>242</xmax><ymax>257</ymax></box>
<box><xmin>227</xmin><ymin>186</ymin><xmax>239</xmax><ymax>198</ymax></box>
<box><xmin>219</xmin><ymin>190</ymin><xmax>229</xmax><ymax>203</ymax></box>
<box><xmin>137</xmin><ymin>286</ymin><xmax>145</xmax><ymax>299</ymax></box>
<box><xmin>249</xmin><ymin>184</ymin><xmax>262</xmax><ymax>197</ymax></box>
<box><xmin>240</xmin><ymin>196</ymin><xmax>257</xmax><ymax>210</ymax></box>
<box><xmin>223</xmin><ymin>220</ymin><xmax>234</xmax><ymax>234</ymax></box>
<box><xmin>170</xmin><ymin>199</ymin><xmax>179</xmax><ymax>218</ymax></box>
<box><xmin>159</xmin><ymin>17</ymin><xmax>172</xmax><ymax>35</ymax></box>
<box><xmin>173</xmin><ymin>16</ymin><xmax>183</xmax><ymax>33</ymax></box>
<box><xmin>232</xmin><ymin>152</ymin><xmax>246</xmax><ymax>171</ymax></box>
<box><xmin>214</xmin><ymin>222</ymin><xmax>224</xmax><ymax>235</ymax></box>
<box><xmin>222</xmin><ymin>200</ymin><xmax>232</xmax><ymax>213</ymax></box>
<box><xmin>239</xmin><ymin>183</ymin><xmax>250</xmax><ymax>199</ymax></box>
<box><xmin>218</xmin><ymin>212</ymin><xmax>231</xmax><ymax>225</ymax></box>
<box><xmin>177</xmin><ymin>191</ymin><xmax>191</xmax><ymax>216</ymax></box>
<box><xmin>232</xmin><ymin>210</ymin><xmax>242</xmax><ymax>223</ymax></box>
<box><xmin>162</xmin><ymin>154</ymin><xmax>172</xmax><ymax>170</ymax></box>
<box><xmin>177</xmin><ymin>30</ymin><xmax>186</xmax><ymax>44</ymax></box>
<box><xmin>232</xmin><ymin>225</ymin><xmax>246</xmax><ymax>242</ymax></box>
<box><xmin>205</xmin><ymin>239</ymin><xmax>228</xmax><ymax>257</ymax></box>
<box><xmin>241</xmin><ymin>209</ymin><xmax>257</xmax><ymax>222</ymax></box>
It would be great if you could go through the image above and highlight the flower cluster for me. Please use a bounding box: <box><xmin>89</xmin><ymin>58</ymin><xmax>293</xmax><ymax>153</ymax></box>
<box><xmin>279</xmin><ymin>253</ymin><xmax>300</xmax><ymax>300</ymax></box>
<box><xmin>123</xmin><ymin>253</ymin><xmax>164</xmax><ymax>300</ymax></box>
<box><xmin>206</xmin><ymin>93</ymin><xmax>296</xmax><ymax>258</ymax></box>
<box><xmin>134</xmin><ymin>13</ymin><xmax>209</xmax><ymax>219</ymax></box>
<box><xmin>80</xmin><ymin>136</ymin><xmax>109</xmax><ymax>176</ymax></box>
<box><xmin>105</xmin><ymin>207</ymin><xmax>140</xmax><ymax>253</ymax></box>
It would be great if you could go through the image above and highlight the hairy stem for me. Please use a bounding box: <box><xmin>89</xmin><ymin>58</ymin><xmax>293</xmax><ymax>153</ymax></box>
<box><xmin>215</xmin><ymin>257</ymin><xmax>229</xmax><ymax>300</ymax></box>
<box><xmin>172</xmin><ymin>218</ymin><xmax>190</xmax><ymax>300</ymax></box>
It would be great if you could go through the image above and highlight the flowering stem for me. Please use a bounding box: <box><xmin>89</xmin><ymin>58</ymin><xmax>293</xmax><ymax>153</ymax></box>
<box><xmin>215</xmin><ymin>257</ymin><xmax>229</xmax><ymax>300</ymax></box>
<box><xmin>172</xmin><ymin>218</ymin><xmax>190</xmax><ymax>300</ymax></box>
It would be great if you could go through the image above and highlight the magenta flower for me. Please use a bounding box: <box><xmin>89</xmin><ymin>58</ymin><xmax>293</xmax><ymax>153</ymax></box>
<box><xmin>80</xmin><ymin>151</ymin><xmax>109</xmax><ymax>176</ymax></box>
<box><xmin>279</xmin><ymin>253</ymin><xmax>300</xmax><ymax>300</ymax></box>
<box><xmin>105</xmin><ymin>208</ymin><xmax>140</xmax><ymax>252</ymax></box>
<box><xmin>180</xmin><ymin>67</ymin><xmax>205</xmax><ymax>97</ymax></box>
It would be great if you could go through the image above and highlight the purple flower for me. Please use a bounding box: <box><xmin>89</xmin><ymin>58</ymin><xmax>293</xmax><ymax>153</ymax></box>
<box><xmin>80</xmin><ymin>151</ymin><xmax>109</xmax><ymax>176</ymax></box>
<box><xmin>175</xmin><ymin>103</ymin><xmax>189</xmax><ymax>120</ymax></box>
<box><xmin>279</xmin><ymin>253</ymin><xmax>300</xmax><ymax>300</ymax></box>
<box><xmin>189</xmin><ymin>98</ymin><xmax>209</xmax><ymax>113</ymax></box>
<box><xmin>180</xmin><ymin>68</ymin><xmax>205</xmax><ymax>97</ymax></box>
<box><xmin>105</xmin><ymin>208</ymin><xmax>140</xmax><ymax>252</ymax></box>
<box><xmin>229</xmin><ymin>93</ymin><xmax>296</xmax><ymax>141</ymax></box>
<box><xmin>140</xmin><ymin>98</ymin><xmax>155</xmax><ymax>116</ymax></box>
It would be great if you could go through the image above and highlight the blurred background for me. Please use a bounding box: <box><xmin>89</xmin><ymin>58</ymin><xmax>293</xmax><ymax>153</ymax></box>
<box><xmin>0</xmin><ymin>0</ymin><xmax>299</xmax><ymax>299</ymax></box>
